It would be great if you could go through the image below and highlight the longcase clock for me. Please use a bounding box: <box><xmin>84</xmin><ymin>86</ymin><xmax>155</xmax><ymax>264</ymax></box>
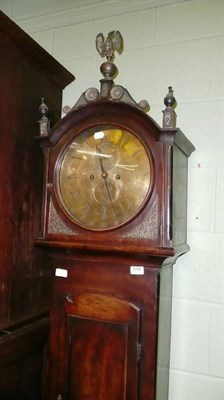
<box><xmin>36</xmin><ymin>31</ymin><xmax>195</xmax><ymax>400</ymax></box>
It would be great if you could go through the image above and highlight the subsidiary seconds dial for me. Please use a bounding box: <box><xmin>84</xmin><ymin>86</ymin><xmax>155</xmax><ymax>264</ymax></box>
<box><xmin>55</xmin><ymin>126</ymin><xmax>153</xmax><ymax>231</ymax></box>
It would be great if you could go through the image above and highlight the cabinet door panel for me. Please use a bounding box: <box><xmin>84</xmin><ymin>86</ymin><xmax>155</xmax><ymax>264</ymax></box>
<box><xmin>52</xmin><ymin>292</ymin><xmax>141</xmax><ymax>400</ymax></box>
<box><xmin>69</xmin><ymin>317</ymin><xmax>126</xmax><ymax>400</ymax></box>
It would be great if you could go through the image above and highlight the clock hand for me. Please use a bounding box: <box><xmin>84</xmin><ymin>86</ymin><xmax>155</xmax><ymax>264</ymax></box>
<box><xmin>115</xmin><ymin>163</ymin><xmax>138</xmax><ymax>171</ymax></box>
<box><xmin>96</xmin><ymin>146</ymin><xmax>117</xmax><ymax>217</ymax></box>
<box><xmin>76</xmin><ymin>149</ymin><xmax>112</xmax><ymax>158</ymax></box>
<box><xmin>97</xmin><ymin>146</ymin><xmax>107</xmax><ymax>174</ymax></box>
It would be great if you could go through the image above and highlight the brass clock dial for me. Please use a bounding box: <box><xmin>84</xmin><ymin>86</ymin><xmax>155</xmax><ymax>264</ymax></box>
<box><xmin>55</xmin><ymin>126</ymin><xmax>153</xmax><ymax>230</ymax></box>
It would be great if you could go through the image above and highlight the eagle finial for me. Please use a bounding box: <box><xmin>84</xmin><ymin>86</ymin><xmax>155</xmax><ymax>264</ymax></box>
<box><xmin>96</xmin><ymin>31</ymin><xmax>123</xmax><ymax>61</ymax></box>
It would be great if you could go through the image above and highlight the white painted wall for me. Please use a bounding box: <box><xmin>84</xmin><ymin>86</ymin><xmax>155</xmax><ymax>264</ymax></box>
<box><xmin>1</xmin><ymin>0</ymin><xmax>223</xmax><ymax>399</ymax></box>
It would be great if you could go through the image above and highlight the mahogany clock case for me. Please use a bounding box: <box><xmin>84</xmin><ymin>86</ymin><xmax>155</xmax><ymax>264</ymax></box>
<box><xmin>36</xmin><ymin>97</ymin><xmax>194</xmax><ymax>400</ymax></box>
<box><xmin>35</xmin><ymin>30</ymin><xmax>195</xmax><ymax>400</ymax></box>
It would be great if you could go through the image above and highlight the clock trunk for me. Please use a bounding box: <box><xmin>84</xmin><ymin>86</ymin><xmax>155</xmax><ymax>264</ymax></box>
<box><xmin>46</xmin><ymin>252</ymin><xmax>171</xmax><ymax>400</ymax></box>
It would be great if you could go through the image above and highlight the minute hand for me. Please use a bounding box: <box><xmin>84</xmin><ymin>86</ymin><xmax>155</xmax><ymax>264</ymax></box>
<box><xmin>97</xmin><ymin>147</ymin><xmax>116</xmax><ymax>216</ymax></box>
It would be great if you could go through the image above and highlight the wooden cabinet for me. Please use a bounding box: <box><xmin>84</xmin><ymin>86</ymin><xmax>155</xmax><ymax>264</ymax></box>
<box><xmin>0</xmin><ymin>11</ymin><xmax>74</xmax><ymax>399</ymax></box>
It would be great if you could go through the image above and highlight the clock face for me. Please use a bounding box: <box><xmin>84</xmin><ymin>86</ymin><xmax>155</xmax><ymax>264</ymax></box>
<box><xmin>55</xmin><ymin>125</ymin><xmax>153</xmax><ymax>231</ymax></box>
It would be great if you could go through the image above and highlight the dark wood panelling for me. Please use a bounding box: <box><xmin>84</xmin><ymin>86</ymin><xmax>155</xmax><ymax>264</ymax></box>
<box><xmin>0</xmin><ymin>10</ymin><xmax>74</xmax><ymax>399</ymax></box>
<box><xmin>0</xmin><ymin>317</ymin><xmax>49</xmax><ymax>400</ymax></box>
<box><xmin>0</xmin><ymin>10</ymin><xmax>74</xmax><ymax>329</ymax></box>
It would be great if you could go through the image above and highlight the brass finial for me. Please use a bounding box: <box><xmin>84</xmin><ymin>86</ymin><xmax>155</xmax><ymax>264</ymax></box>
<box><xmin>164</xmin><ymin>86</ymin><xmax>176</xmax><ymax>108</ymax></box>
<box><xmin>38</xmin><ymin>98</ymin><xmax>50</xmax><ymax>136</ymax></box>
<box><xmin>96</xmin><ymin>31</ymin><xmax>123</xmax><ymax>62</ymax></box>
<box><xmin>67</xmin><ymin>31</ymin><xmax>148</xmax><ymax>112</ymax></box>
<box><xmin>162</xmin><ymin>87</ymin><xmax>177</xmax><ymax>128</ymax></box>
<box><xmin>96</xmin><ymin>31</ymin><xmax>123</xmax><ymax>84</ymax></box>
